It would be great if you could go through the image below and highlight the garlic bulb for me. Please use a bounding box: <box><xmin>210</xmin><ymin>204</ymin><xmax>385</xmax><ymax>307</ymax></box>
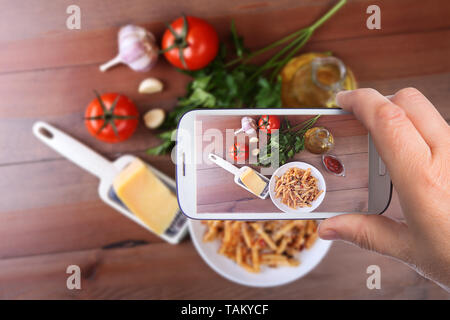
<box><xmin>100</xmin><ymin>25</ymin><xmax>159</xmax><ymax>72</ymax></box>
<box><xmin>234</xmin><ymin>117</ymin><xmax>257</xmax><ymax>135</ymax></box>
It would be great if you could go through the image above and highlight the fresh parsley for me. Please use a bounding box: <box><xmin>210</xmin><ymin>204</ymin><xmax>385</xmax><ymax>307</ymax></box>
<box><xmin>258</xmin><ymin>115</ymin><xmax>320</xmax><ymax>166</ymax></box>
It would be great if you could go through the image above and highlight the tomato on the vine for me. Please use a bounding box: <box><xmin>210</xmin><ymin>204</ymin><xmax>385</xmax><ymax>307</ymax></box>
<box><xmin>229</xmin><ymin>143</ymin><xmax>248</xmax><ymax>162</ymax></box>
<box><xmin>258</xmin><ymin>115</ymin><xmax>281</xmax><ymax>134</ymax></box>
<box><xmin>85</xmin><ymin>92</ymin><xmax>139</xmax><ymax>143</ymax></box>
<box><xmin>161</xmin><ymin>16</ymin><xmax>219</xmax><ymax>71</ymax></box>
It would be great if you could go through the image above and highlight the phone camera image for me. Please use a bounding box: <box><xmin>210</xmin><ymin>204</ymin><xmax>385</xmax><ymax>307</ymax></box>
<box><xmin>192</xmin><ymin>112</ymin><xmax>370</xmax><ymax>216</ymax></box>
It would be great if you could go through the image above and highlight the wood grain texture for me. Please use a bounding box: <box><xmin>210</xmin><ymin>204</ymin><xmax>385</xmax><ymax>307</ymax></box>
<box><xmin>0</xmin><ymin>241</ymin><xmax>447</xmax><ymax>299</ymax></box>
<box><xmin>1</xmin><ymin>32</ymin><xmax>449</xmax><ymax>165</ymax></box>
<box><xmin>0</xmin><ymin>0</ymin><xmax>449</xmax><ymax>299</ymax></box>
<box><xmin>1</xmin><ymin>0</ymin><xmax>449</xmax><ymax>72</ymax></box>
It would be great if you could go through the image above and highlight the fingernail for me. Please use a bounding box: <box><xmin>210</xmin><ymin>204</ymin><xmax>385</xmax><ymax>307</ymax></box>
<box><xmin>319</xmin><ymin>229</ymin><xmax>340</xmax><ymax>240</ymax></box>
<box><xmin>335</xmin><ymin>90</ymin><xmax>353</xmax><ymax>107</ymax></box>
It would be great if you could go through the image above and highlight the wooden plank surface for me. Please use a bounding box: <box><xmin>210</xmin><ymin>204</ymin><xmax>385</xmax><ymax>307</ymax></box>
<box><xmin>0</xmin><ymin>241</ymin><xmax>447</xmax><ymax>299</ymax></box>
<box><xmin>0</xmin><ymin>0</ymin><xmax>449</xmax><ymax>299</ymax></box>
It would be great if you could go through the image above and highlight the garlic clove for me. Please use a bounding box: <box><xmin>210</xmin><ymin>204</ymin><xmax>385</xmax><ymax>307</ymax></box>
<box><xmin>139</xmin><ymin>78</ymin><xmax>164</xmax><ymax>94</ymax></box>
<box><xmin>251</xmin><ymin>148</ymin><xmax>260</xmax><ymax>156</ymax></box>
<box><xmin>144</xmin><ymin>108</ymin><xmax>165</xmax><ymax>129</ymax></box>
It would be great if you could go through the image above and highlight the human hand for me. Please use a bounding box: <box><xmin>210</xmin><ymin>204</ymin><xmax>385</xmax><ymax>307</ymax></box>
<box><xmin>318</xmin><ymin>88</ymin><xmax>450</xmax><ymax>291</ymax></box>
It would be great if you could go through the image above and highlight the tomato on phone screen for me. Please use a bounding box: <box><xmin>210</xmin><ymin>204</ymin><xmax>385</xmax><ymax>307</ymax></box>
<box><xmin>258</xmin><ymin>115</ymin><xmax>281</xmax><ymax>134</ymax></box>
<box><xmin>229</xmin><ymin>143</ymin><xmax>248</xmax><ymax>162</ymax></box>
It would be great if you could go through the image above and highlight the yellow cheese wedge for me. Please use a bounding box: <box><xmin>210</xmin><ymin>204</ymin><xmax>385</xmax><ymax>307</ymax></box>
<box><xmin>240</xmin><ymin>168</ymin><xmax>267</xmax><ymax>196</ymax></box>
<box><xmin>113</xmin><ymin>159</ymin><xmax>178</xmax><ymax>235</ymax></box>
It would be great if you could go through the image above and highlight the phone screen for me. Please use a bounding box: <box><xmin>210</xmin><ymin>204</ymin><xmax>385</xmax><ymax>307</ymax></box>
<box><xmin>194</xmin><ymin>113</ymin><xmax>369</xmax><ymax>214</ymax></box>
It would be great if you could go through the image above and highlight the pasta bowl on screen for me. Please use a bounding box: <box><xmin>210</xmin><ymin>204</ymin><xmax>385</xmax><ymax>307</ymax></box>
<box><xmin>269</xmin><ymin>162</ymin><xmax>326</xmax><ymax>214</ymax></box>
<box><xmin>189</xmin><ymin>220</ymin><xmax>332</xmax><ymax>287</ymax></box>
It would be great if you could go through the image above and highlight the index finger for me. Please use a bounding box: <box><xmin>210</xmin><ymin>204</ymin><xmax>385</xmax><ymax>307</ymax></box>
<box><xmin>390</xmin><ymin>87</ymin><xmax>450</xmax><ymax>151</ymax></box>
<box><xmin>336</xmin><ymin>88</ymin><xmax>431</xmax><ymax>183</ymax></box>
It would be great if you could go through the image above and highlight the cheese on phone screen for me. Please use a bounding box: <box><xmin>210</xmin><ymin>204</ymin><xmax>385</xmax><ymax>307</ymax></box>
<box><xmin>113</xmin><ymin>159</ymin><xmax>178</xmax><ymax>235</ymax></box>
<box><xmin>240</xmin><ymin>168</ymin><xmax>267</xmax><ymax>196</ymax></box>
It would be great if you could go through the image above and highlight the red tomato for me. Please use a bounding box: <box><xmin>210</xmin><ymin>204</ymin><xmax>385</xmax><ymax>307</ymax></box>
<box><xmin>258</xmin><ymin>115</ymin><xmax>281</xmax><ymax>134</ymax></box>
<box><xmin>229</xmin><ymin>143</ymin><xmax>248</xmax><ymax>162</ymax></box>
<box><xmin>161</xmin><ymin>16</ymin><xmax>219</xmax><ymax>70</ymax></box>
<box><xmin>85</xmin><ymin>92</ymin><xmax>139</xmax><ymax>143</ymax></box>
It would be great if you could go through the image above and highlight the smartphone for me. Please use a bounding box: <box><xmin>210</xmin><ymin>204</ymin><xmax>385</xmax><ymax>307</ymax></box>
<box><xmin>175</xmin><ymin>108</ymin><xmax>392</xmax><ymax>220</ymax></box>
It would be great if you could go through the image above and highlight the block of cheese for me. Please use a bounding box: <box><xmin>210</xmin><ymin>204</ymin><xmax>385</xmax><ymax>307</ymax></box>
<box><xmin>240</xmin><ymin>168</ymin><xmax>267</xmax><ymax>196</ymax></box>
<box><xmin>113</xmin><ymin>159</ymin><xmax>178</xmax><ymax>235</ymax></box>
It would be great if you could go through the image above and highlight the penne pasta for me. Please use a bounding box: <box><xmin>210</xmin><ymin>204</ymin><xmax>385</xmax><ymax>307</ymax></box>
<box><xmin>202</xmin><ymin>220</ymin><xmax>318</xmax><ymax>273</ymax></box>
<box><xmin>273</xmin><ymin>167</ymin><xmax>322</xmax><ymax>209</ymax></box>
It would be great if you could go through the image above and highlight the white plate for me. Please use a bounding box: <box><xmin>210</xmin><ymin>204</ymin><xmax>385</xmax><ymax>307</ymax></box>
<box><xmin>269</xmin><ymin>162</ymin><xmax>326</xmax><ymax>214</ymax></box>
<box><xmin>189</xmin><ymin>220</ymin><xmax>332</xmax><ymax>287</ymax></box>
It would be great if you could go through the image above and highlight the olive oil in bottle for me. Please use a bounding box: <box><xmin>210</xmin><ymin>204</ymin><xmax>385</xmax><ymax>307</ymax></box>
<box><xmin>304</xmin><ymin>127</ymin><xmax>334</xmax><ymax>154</ymax></box>
<box><xmin>281</xmin><ymin>53</ymin><xmax>357</xmax><ymax>108</ymax></box>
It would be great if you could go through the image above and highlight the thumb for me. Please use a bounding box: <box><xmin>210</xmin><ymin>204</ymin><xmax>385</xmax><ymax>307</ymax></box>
<box><xmin>318</xmin><ymin>214</ymin><xmax>411</xmax><ymax>262</ymax></box>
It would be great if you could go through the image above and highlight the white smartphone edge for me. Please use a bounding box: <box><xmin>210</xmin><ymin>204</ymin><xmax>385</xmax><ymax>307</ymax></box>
<box><xmin>175</xmin><ymin>108</ymin><xmax>392</xmax><ymax>220</ymax></box>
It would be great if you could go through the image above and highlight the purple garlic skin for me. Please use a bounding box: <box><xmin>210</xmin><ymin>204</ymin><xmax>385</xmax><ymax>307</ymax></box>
<box><xmin>118</xmin><ymin>25</ymin><xmax>159</xmax><ymax>72</ymax></box>
<box><xmin>100</xmin><ymin>24</ymin><xmax>159</xmax><ymax>72</ymax></box>
<box><xmin>235</xmin><ymin>116</ymin><xmax>257</xmax><ymax>135</ymax></box>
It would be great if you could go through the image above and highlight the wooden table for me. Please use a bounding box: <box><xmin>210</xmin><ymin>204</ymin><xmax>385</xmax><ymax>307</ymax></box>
<box><xmin>0</xmin><ymin>0</ymin><xmax>449</xmax><ymax>299</ymax></box>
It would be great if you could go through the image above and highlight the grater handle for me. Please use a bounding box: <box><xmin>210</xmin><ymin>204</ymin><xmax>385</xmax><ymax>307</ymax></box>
<box><xmin>32</xmin><ymin>121</ymin><xmax>116</xmax><ymax>179</ymax></box>
<box><xmin>208</xmin><ymin>153</ymin><xmax>240</xmax><ymax>176</ymax></box>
